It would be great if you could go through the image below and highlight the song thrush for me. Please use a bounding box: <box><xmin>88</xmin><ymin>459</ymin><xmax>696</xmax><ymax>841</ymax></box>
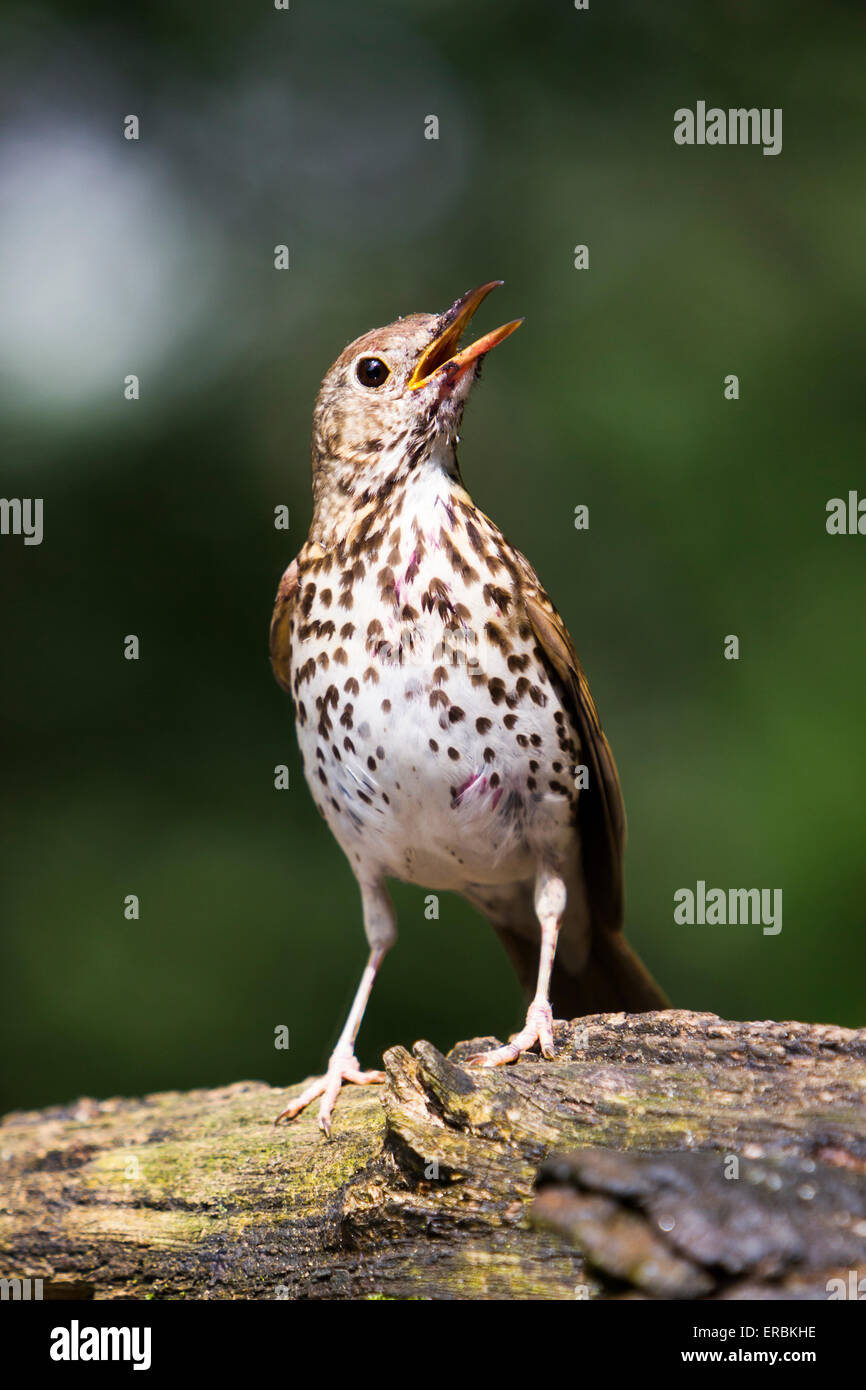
<box><xmin>270</xmin><ymin>281</ymin><xmax>666</xmax><ymax>1134</ymax></box>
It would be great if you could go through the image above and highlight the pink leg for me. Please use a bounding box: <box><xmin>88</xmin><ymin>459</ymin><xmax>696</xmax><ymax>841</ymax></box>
<box><xmin>275</xmin><ymin>946</ymin><xmax>387</xmax><ymax>1136</ymax></box>
<box><xmin>468</xmin><ymin>865</ymin><xmax>566</xmax><ymax>1067</ymax></box>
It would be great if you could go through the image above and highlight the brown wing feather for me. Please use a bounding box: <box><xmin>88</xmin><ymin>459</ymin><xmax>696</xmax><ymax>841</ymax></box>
<box><xmin>522</xmin><ymin>588</ymin><xmax>625</xmax><ymax>935</ymax></box>
<box><xmin>269</xmin><ymin>558</ymin><xmax>299</xmax><ymax>695</ymax></box>
<box><xmin>498</xmin><ymin>583</ymin><xmax>668</xmax><ymax>1010</ymax></box>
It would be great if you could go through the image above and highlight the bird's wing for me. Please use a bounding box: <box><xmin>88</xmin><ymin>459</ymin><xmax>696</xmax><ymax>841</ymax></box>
<box><xmin>269</xmin><ymin>558</ymin><xmax>299</xmax><ymax>695</ymax></box>
<box><xmin>478</xmin><ymin>577</ymin><xmax>668</xmax><ymax>1014</ymax></box>
<box><xmin>521</xmin><ymin>585</ymin><xmax>626</xmax><ymax>935</ymax></box>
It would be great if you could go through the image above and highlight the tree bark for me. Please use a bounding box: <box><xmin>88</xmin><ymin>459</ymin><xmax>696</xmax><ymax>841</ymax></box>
<box><xmin>2</xmin><ymin>1010</ymin><xmax>865</xmax><ymax>1300</ymax></box>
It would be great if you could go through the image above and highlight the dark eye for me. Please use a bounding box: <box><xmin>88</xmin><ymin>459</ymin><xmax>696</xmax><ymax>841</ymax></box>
<box><xmin>356</xmin><ymin>356</ymin><xmax>391</xmax><ymax>389</ymax></box>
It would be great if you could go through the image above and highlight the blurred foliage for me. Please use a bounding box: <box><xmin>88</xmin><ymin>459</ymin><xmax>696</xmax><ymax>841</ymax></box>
<box><xmin>1</xmin><ymin>1</ymin><xmax>864</xmax><ymax>1112</ymax></box>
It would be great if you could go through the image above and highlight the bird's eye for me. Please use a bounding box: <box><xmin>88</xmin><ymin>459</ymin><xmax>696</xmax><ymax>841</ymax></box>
<box><xmin>356</xmin><ymin>356</ymin><xmax>391</xmax><ymax>389</ymax></box>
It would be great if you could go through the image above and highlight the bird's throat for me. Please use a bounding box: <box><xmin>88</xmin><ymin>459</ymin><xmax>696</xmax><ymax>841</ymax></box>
<box><xmin>311</xmin><ymin>429</ymin><xmax>463</xmax><ymax>551</ymax></box>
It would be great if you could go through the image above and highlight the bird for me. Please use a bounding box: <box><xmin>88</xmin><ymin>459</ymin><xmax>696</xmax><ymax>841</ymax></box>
<box><xmin>270</xmin><ymin>281</ymin><xmax>667</xmax><ymax>1135</ymax></box>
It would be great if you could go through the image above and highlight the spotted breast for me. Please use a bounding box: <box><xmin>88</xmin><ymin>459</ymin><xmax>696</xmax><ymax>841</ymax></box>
<box><xmin>291</xmin><ymin>465</ymin><xmax>580</xmax><ymax>895</ymax></box>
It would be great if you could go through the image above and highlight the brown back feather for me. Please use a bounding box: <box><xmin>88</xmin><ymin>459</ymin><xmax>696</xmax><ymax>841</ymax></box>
<box><xmin>269</xmin><ymin>558</ymin><xmax>298</xmax><ymax>695</ymax></box>
<box><xmin>522</xmin><ymin>589</ymin><xmax>626</xmax><ymax>936</ymax></box>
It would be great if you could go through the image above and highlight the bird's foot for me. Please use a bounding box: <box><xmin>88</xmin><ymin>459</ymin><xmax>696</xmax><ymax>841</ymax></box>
<box><xmin>466</xmin><ymin>999</ymin><xmax>556</xmax><ymax>1067</ymax></box>
<box><xmin>274</xmin><ymin>1046</ymin><xmax>386</xmax><ymax>1137</ymax></box>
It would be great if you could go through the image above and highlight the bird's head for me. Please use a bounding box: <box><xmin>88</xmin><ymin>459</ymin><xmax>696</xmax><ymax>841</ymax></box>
<box><xmin>310</xmin><ymin>281</ymin><xmax>521</xmax><ymax>516</ymax></box>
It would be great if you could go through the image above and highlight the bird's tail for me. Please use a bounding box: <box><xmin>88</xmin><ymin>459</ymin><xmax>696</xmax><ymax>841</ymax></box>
<box><xmin>489</xmin><ymin>905</ymin><xmax>668</xmax><ymax>1020</ymax></box>
<box><xmin>547</xmin><ymin>929</ymin><xmax>669</xmax><ymax>1019</ymax></box>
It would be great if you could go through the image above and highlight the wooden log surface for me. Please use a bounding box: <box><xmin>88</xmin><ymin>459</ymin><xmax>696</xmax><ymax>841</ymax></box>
<box><xmin>1</xmin><ymin>1010</ymin><xmax>865</xmax><ymax>1300</ymax></box>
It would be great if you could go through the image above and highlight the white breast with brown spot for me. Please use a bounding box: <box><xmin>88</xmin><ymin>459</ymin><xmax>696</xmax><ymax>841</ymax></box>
<box><xmin>292</xmin><ymin>469</ymin><xmax>580</xmax><ymax>893</ymax></box>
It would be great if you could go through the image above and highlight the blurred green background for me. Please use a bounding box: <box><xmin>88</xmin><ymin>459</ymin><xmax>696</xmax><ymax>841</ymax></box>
<box><xmin>2</xmin><ymin>1</ymin><xmax>864</xmax><ymax>1115</ymax></box>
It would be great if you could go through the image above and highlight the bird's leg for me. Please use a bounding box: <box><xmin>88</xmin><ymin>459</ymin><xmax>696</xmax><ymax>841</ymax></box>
<box><xmin>274</xmin><ymin>947</ymin><xmax>387</xmax><ymax>1135</ymax></box>
<box><xmin>275</xmin><ymin>880</ymin><xmax>396</xmax><ymax>1136</ymax></box>
<box><xmin>468</xmin><ymin>865</ymin><xmax>566</xmax><ymax>1067</ymax></box>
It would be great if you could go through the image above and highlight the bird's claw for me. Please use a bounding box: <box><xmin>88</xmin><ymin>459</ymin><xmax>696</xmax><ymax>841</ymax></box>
<box><xmin>466</xmin><ymin>1000</ymin><xmax>555</xmax><ymax>1067</ymax></box>
<box><xmin>274</xmin><ymin>1049</ymin><xmax>385</xmax><ymax>1136</ymax></box>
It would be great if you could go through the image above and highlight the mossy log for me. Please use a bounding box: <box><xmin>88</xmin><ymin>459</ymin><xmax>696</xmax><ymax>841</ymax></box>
<box><xmin>2</xmin><ymin>1010</ymin><xmax>865</xmax><ymax>1300</ymax></box>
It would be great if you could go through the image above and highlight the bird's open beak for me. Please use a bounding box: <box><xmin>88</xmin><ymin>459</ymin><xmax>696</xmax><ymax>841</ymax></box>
<box><xmin>407</xmin><ymin>281</ymin><xmax>522</xmax><ymax>391</ymax></box>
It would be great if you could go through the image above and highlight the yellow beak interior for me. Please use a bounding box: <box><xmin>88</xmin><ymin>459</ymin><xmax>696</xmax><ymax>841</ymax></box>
<box><xmin>407</xmin><ymin>281</ymin><xmax>522</xmax><ymax>390</ymax></box>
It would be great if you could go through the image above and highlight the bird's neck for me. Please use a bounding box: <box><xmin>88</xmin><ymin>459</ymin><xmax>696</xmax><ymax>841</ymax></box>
<box><xmin>309</xmin><ymin>437</ymin><xmax>464</xmax><ymax>553</ymax></box>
